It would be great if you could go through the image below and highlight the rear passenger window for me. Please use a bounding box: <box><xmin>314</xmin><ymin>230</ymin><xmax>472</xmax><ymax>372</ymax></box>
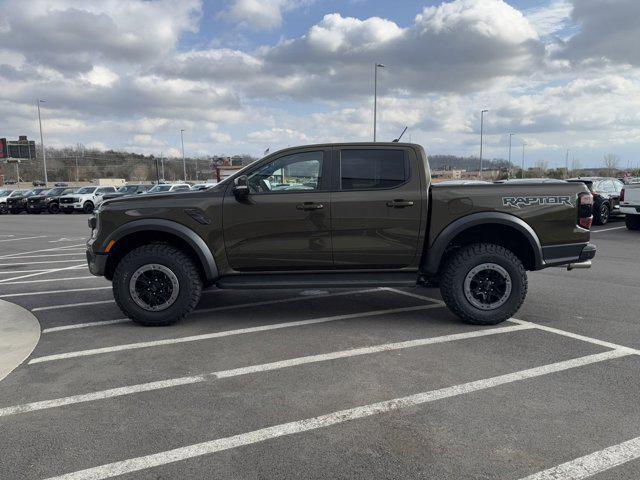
<box><xmin>340</xmin><ymin>149</ymin><xmax>407</xmax><ymax>190</ymax></box>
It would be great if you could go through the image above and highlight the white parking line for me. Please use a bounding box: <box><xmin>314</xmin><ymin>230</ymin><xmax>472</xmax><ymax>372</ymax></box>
<box><xmin>33</xmin><ymin>300</ymin><xmax>116</xmax><ymax>312</ymax></box>
<box><xmin>0</xmin><ymin>276</ymin><xmax>95</xmax><ymax>286</ymax></box>
<box><xmin>0</xmin><ymin>269</ymin><xmax>50</xmax><ymax>275</ymax></box>
<box><xmin>508</xmin><ymin>319</ymin><xmax>640</xmax><ymax>354</ymax></box>
<box><xmin>519</xmin><ymin>435</ymin><xmax>640</xmax><ymax>480</ymax></box>
<box><xmin>383</xmin><ymin>287</ymin><xmax>445</xmax><ymax>305</ymax></box>
<box><xmin>28</xmin><ymin>304</ymin><xmax>442</xmax><ymax>364</ymax></box>
<box><xmin>591</xmin><ymin>226</ymin><xmax>626</xmax><ymax>233</ymax></box>
<box><xmin>0</xmin><ymin>244</ymin><xmax>85</xmax><ymax>258</ymax></box>
<box><xmin>42</xmin><ymin>319</ymin><xmax>129</xmax><ymax>333</ymax></box>
<box><xmin>0</xmin><ymin>253</ymin><xmax>86</xmax><ymax>260</ymax></box>
<box><xmin>42</xmin><ymin>349</ymin><xmax>630</xmax><ymax>480</ymax></box>
<box><xmin>0</xmin><ymin>259</ymin><xmax>88</xmax><ymax>267</ymax></box>
<box><xmin>1</xmin><ymin>324</ymin><xmax>533</xmax><ymax>417</ymax></box>
<box><xmin>0</xmin><ymin>235</ymin><xmax>47</xmax><ymax>243</ymax></box>
<box><xmin>0</xmin><ymin>286</ymin><xmax>111</xmax><ymax>299</ymax></box>
<box><xmin>0</xmin><ymin>264</ymin><xmax>87</xmax><ymax>284</ymax></box>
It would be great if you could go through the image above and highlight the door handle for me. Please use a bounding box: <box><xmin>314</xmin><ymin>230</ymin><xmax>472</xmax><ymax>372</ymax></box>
<box><xmin>386</xmin><ymin>199</ymin><xmax>414</xmax><ymax>208</ymax></box>
<box><xmin>296</xmin><ymin>202</ymin><xmax>324</xmax><ymax>211</ymax></box>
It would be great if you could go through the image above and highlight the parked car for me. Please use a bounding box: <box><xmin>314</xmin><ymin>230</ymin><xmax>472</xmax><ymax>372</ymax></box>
<box><xmin>620</xmin><ymin>185</ymin><xmax>640</xmax><ymax>230</ymax></box>
<box><xmin>6</xmin><ymin>188</ymin><xmax>48</xmax><ymax>214</ymax></box>
<box><xmin>87</xmin><ymin>142</ymin><xmax>595</xmax><ymax>327</ymax></box>
<box><xmin>143</xmin><ymin>183</ymin><xmax>191</xmax><ymax>194</ymax></box>
<box><xmin>0</xmin><ymin>189</ymin><xmax>28</xmax><ymax>214</ymax></box>
<box><xmin>32</xmin><ymin>180</ymin><xmax>47</xmax><ymax>187</ymax></box>
<box><xmin>495</xmin><ymin>178</ymin><xmax>567</xmax><ymax>184</ymax></box>
<box><xmin>27</xmin><ymin>187</ymin><xmax>76</xmax><ymax>214</ymax></box>
<box><xmin>102</xmin><ymin>184</ymin><xmax>150</xmax><ymax>202</ymax></box>
<box><xmin>4</xmin><ymin>179</ymin><xmax>17</xmax><ymax>185</ymax></box>
<box><xmin>59</xmin><ymin>186</ymin><xmax>117</xmax><ymax>214</ymax></box>
<box><xmin>567</xmin><ymin>177</ymin><xmax>624</xmax><ymax>225</ymax></box>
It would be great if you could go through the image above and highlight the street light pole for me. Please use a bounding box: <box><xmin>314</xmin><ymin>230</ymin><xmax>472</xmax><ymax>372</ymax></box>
<box><xmin>180</xmin><ymin>129</ymin><xmax>186</xmax><ymax>181</ymax></box>
<box><xmin>521</xmin><ymin>141</ymin><xmax>527</xmax><ymax>179</ymax></box>
<box><xmin>373</xmin><ymin>63</ymin><xmax>385</xmax><ymax>142</ymax></box>
<box><xmin>479</xmin><ymin>109</ymin><xmax>488</xmax><ymax>180</ymax></box>
<box><xmin>508</xmin><ymin>133</ymin><xmax>515</xmax><ymax>179</ymax></box>
<box><xmin>37</xmin><ymin>99</ymin><xmax>48</xmax><ymax>184</ymax></box>
<box><xmin>565</xmin><ymin>149</ymin><xmax>570</xmax><ymax>179</ymax></box>
<box><xmin>160</xmin><ymin>151</ymin><xmax>165</xmax><ymax>180</ymax></box>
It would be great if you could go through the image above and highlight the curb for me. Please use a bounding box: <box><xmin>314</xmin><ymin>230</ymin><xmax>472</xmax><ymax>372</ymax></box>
<box><xmin>0</xmin><ymin>299</ymin><xmax>40</xmax><ymax>382</ymax></box>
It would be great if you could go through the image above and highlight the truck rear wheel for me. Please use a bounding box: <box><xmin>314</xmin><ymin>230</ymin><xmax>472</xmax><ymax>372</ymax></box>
<box><xmin>112</xmin><ymin>243</ymin><xmax>202</xmax><ymax>326</ymax></box>
<box><xmin>440</xmin><ymin>243</ymin><xmax>527</xmax><ymax>325</ymax></box>
<box><xmin>625</xmin><ymin>215</ymin><xmax>640</xmax><ymax>230</ymax></box>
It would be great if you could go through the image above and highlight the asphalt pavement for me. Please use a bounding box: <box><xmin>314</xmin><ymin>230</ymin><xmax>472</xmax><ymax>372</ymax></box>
<box><xmin>0</xmin><ymin>213</ymin><xmax>638</xmax><ymax>480</ymax></box>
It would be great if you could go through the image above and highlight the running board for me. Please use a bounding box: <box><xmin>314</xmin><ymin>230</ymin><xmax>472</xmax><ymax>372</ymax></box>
<box><xmin>215</xmin><ymin>272</ymin><xmax>419</xmax><ymax>289</ymax></box>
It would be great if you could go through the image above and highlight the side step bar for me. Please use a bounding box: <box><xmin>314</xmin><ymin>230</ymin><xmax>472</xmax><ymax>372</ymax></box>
<box><xmin>216</xmin><ymin>272</ymin><xmax>419</xmax><ymax>289</ymax></box>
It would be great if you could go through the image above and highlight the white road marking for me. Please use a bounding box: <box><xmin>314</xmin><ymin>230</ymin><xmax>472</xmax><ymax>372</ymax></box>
<box><xmin>33</xmin><ymin>300</ymin><xmax>116</xmax><ymax>312</ymax></box>
<box><xmin>0</xmin><ymin>235</ymin><xmax>47</xmax><ymax>243</ymax></box>
<box><xmin>0</xmin><ymin>253</ymin><xmax>86</xmax><ymax>260</ymax></box>
<box><xmin>0</xmin><ymin>286</ymin><xmax>111</xmax><ymax>298</ymax></box>
<box><xmin>0</xmin><ymin>269</ymin><xmax>50</xmax><ymax>275</ymax></box>
<box><xmin>508</xmin><ymin>319</ymin><xmax>640</xmax><ymax>355</ymax></box>
<box><xmin>48</xmin><ymin>237</ymin><xmax>86</xmax><ymax>243</ymax></box>
<box><xmin>42</xmin><ymin>319</ymin><xmax>129</xmax><ymax>333</ymax></box>
<box><xmin>0</xmin><ymin>244</ymin><xmax>85</xmax><ymax>258</ymax></box>
<box><xmin>0</xmin><ymin>259</ymin><xmax>88</xmax><ymax>267</ymax></box>
<box><xmin>28</xmin><ymin>304</ymin><xmax>442</xmax><ymax>364</ymax></box>
<box><xmin>36</xmin><ymin>287</ymin><xmax>384</xmax><ymax>316</ymax></box>
<box><xmin>519</xmin><ymin>435</ymin><xmax>640</xmax><ymax>480</ymax></box>
<box><xmin>3</xmin><ymin>324</ymin><xmax>532</xmax><ymax>416</ymax></box>
<box><xmin>42</xmin><ymin>349</ymin><xmax>630</xmax><ymax>480</ymax></box>
<box><xmin>590</xmin><ymin>226</ymin><xmax>626</xmax><ymax>233</ymax></box>
<box><xmin>0</xmin><ymin>264</ymin><xmax>86</xmax><ymax>284</ymax></box>
<box><xmin>0</xmin><ymin>276</ymin><xmax>95</xmax><ymax>286</ymax></box>
<box><xmin>383</xmin><ymin>287</ymin><xmax>445</xmax><ymax>305</ymax></box>
<box><xmin>0</xmin><ymin>234</ymin><xmax>14</xmax><ymax>237</ymax></box>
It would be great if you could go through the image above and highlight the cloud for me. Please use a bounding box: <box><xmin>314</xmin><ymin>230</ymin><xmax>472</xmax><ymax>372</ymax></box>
<box><xmin>525</xmin><ymin>0</ymin><xmax>573</xmax><ymax>37</ymax></box>
<box><xmin>220</xmin><ymin>0</ymin><xmax>311</xmax><ymax>31</ymax></box>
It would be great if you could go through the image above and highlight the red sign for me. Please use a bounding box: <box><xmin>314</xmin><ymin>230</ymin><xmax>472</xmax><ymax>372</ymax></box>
<box><xmin>0</xmin><ymin>138</ymin><xmax>6</xmax><ymax>159</ymax></box>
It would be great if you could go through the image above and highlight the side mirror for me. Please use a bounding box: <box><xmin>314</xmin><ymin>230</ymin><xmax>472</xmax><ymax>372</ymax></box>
<box><xmin>233</xmin><ymin>175</ymin><xmax>250</xmax><ymax>199</ymax></box>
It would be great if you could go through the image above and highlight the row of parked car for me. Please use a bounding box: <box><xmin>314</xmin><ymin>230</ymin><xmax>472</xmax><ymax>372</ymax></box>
<box><xmin>0</xmin><ymin>182</ymin><xmax>217</xmax><ymax>215</ymax></box>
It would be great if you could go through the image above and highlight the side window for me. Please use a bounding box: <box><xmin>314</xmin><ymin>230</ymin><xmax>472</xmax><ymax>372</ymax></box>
<box><xmin>613</xmin><ymin>180</ymin><xmax>624</xmax><ymax>192</ymax></box>
<box><xmin>247</xmin><ymin>151</ymin><xmax>323</xmax><ymax>193</ymax></box>
<box><xmin>340</xmin><ymin>149</ymin><xmax>407</xmax><ymax>190</ymax></box>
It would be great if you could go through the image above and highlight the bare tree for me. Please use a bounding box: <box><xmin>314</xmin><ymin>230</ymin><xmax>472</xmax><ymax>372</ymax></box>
<box><xmin>534</xmin><ymin>160</ymin><xmax>548</xmax><ymax>177</ymax></box>
<box><xmin>570</xmin><ymin>158</ymin><xmax>583</xmax><ymax>177</ymax></box>
<box><xmin>603</xmin><ymin>154</ymin><xmax>620</xmax><ymax>176</ymax></box>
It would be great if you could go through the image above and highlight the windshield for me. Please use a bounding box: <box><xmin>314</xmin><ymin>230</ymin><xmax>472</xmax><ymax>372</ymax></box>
<box><xmin>9</xmin><ymin>190</ymin><xmax>25</xmax><ymax>197</ymax></box>
<box><xmin>0</xmin><ymin>190</ymin><xmax>9</xmax><ymax>197</ymax></box>
<box><xmin>45</xmin><ymin>188</ymin><xmax>65</xmax><ymax>196</ymax></box>
<box><xmin>76</xmin><ymin>187</ymin><xmax>97</xmax><ymax>194</ymax></box>
<box><xmin>147</xmin><ymin>185</ymin><xmax>172</xmax><ymax>193</ymax></box>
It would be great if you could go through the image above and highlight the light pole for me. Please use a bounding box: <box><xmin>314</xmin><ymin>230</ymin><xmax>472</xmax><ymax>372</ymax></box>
<box><xmin>373</xmin><ymin>63</ymin><xmax>385</xmax><ymax>142</ymax></box>
<box><xmin>180</xmin><ymin>129</ymin><xmax>186</xmax><ymax>181</ymax></box>
<box><xmin>37</xmin><ymin>99</ymin><xmax>48</xmax><ymax>184</ymax></box>
<box><xmin>160</xmin><ymin>151</ymin><xmax>165</xmax><ymax>180</ymax></box>
<box><xmin>508</xmin><ymin>133</ymin><xmax>515</xmax><ymax>179</ymax></box>
<box><xmin>479</xmin><ymin>109</ymin><xmax>488</xmax><ymax>179</ymax></box>
<box><xmin>565</xmin><ymin>149</ymin><xmax>570</xmax><ymax>178</ymax></box>
<box><xmin>521</xmin><ymin>141</ymin><xmax>527</xmax><ymax>179</ymax></box>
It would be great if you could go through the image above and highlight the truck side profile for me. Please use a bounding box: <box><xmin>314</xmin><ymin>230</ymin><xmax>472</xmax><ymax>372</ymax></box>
<box><xmin>86</xmin><ymin>143</ymin><xmax>596</xmax><ymax>326</ymax></box>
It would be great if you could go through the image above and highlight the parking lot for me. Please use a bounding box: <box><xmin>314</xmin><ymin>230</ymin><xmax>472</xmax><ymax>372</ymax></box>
<box><xmin>0</xmin><ymin>214</ymin><xmax>639</xmax><ymax>479</ymax></box>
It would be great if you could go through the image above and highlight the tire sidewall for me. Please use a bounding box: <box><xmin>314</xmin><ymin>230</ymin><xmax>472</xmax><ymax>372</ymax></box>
<box><xmin>83</xmin><ymin>201</ymin><xmax>94</xmax><ymax>214</ymax></box>
<box><xmin>113</xmin><ymin>249</ymin><xmax>198</xmax><ymax>325</ymax></box>
<box><xmin>443</xmin><ymin>246</ymin><xmax>526</xmax><ymax>324</ymax></box>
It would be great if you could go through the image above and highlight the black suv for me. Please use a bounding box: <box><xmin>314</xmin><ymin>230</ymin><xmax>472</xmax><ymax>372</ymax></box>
<box><xmin>567</xmin><ymin>177</ymin><xmax>624</xmax><ymax>225</ymax></box>
<box><xmin>27</xmin><ymin>187</ymin><xmax>76</xmax><ymax>214</ymax></box>
<box><xmin>6</xmin><ymin>188</ymin><xmax>48</xmax><ymax>214</ymax></box>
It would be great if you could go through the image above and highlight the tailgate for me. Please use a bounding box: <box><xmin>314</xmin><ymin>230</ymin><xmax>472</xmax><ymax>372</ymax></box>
<box><xmin>622</xmin><ymin>185</ymin><xmax>640</xmax><ymax>208</ymax></box>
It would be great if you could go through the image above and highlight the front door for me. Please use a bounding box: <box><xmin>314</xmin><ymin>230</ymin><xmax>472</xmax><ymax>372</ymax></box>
<box><xmin>223</xmin><ymin>149</ymin><xmax>332</xmax><ymax>271</ymax></box>
<box><xmin>331</xmin><ymin>147</ymin><xmax>424</xmax><ymax>269</ymax></box>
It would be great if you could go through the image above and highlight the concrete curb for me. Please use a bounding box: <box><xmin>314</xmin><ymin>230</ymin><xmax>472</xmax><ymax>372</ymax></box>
<box><xmin>0</xmin><ymin>299</ymin><xmax>40</xmax><ymax>382</ymax></box>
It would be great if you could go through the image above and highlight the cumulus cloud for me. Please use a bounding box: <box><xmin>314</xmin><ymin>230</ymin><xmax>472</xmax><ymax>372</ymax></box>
<box><xmin>220</xmin><ymin>0</ymin><xmax>311</xmax><ymax>31</ymax></box>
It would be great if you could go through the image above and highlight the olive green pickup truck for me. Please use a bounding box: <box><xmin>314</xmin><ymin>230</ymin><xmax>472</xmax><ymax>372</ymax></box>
<box><xmin>86</xmin><ymin>143</ymin><xmax>596</xmax><ymax>326</ymax></box>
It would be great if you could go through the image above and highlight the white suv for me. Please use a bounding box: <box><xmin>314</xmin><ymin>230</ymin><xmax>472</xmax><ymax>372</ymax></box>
<box><xmin>59</xmin><ymin>186</ymin><xmax>116</xmax><ymax>214</ymax></box>
<box><xmin>620</xmin><ymin>185</ymin><xmax>640</xmax><ymax>230</ymax></box>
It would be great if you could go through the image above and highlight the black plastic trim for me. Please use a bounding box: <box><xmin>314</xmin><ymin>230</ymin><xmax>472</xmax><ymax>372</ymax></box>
<box><xmin>421</xmin><ymin>212</ymin><xmax>544</xmax><ymax>275</ymax></box>
<box><xmin>216</xmin><ymin>272</ymin><xmax>418</xmax><ymax>289</ymax></box>
<box><xmin>101</xmin><ymin>219</ymin><xmax>219</xmax><ymax>280</ymax></box>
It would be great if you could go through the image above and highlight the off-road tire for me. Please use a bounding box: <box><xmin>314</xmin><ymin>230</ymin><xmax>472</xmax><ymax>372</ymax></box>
<box><xmin>626</xmin><ymin>215</ymin><xmax>640</xmax><ymax>230</ymax></box>
<box><xmin>112</xmin><ymin>243</ymin><xmax>202</xmax><ymax>326</ymax></box>
<box><xmin>440</xmin><ymin>243</ymin><xmax>527</xmax><ymax>325</ymax></box>
<box><xmin>83</xmin><ymin>201</ymin><xmax>94</xmax><ymax>214</ymax></box>
<box><xmin>594</xmin><ymin>203</ymin><xmax>610</xmax><ymax>225</ymax></box>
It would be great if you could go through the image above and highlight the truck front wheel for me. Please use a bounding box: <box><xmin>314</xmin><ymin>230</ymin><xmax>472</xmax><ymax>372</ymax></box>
<box><xmin>112</xmin><ymin>243</ymin><xmax>203</xmax><ymax>326</ymax></box>
<box><xmin>440</xmin><ymin>243</ymin><xmax>527</xmax><ymax>325</ymax></box>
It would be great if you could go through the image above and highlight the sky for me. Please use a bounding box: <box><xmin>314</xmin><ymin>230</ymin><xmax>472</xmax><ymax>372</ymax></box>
<box><xmin>0</xmin><ymin>0</ymin><xmax>639</xmax><ymax>168</ymax></box>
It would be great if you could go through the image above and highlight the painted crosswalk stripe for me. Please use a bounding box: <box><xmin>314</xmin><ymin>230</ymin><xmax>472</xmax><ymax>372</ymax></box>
<box><xmin>519</xmin><ymin>435</ymin><xmax>640</xmax><ymax>480</ymax></box>
<box><xmin>1</xmin><ymin>323</ymin><xmax>532</xmax><ymax>417</ymax></box>
<box><xmin>29</xmin><ymin>304</ymin><xmax>442</xmax><ymax>364</ymax></box>
<box><xmin>42</xmin><ymin>349</ymin><xmax>630</xmax><ymax>480</ymax></box>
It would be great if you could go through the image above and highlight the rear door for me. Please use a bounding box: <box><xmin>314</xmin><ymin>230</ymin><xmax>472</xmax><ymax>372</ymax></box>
<box><xmin>331</xmin><ymin>146</ymin><xmax>424</xmax><ymax>269</ymax></box>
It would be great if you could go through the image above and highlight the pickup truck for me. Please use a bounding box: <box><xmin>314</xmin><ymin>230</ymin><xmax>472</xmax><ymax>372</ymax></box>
<box><xmin>620</xmin><ymin>184</ymin><xmax>640</xmax><ymax>230</ymax></box>
<box><xmin>86</xmin><ymin>143</ymin><xmax>596</xmax><ymax>326</ymax></box>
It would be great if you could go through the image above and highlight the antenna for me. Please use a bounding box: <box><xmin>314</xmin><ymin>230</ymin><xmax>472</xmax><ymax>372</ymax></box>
<box><xmin>392</xmin><ymin>126</ymin><xmax>408</xmax><ymax>143</ymax></box>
